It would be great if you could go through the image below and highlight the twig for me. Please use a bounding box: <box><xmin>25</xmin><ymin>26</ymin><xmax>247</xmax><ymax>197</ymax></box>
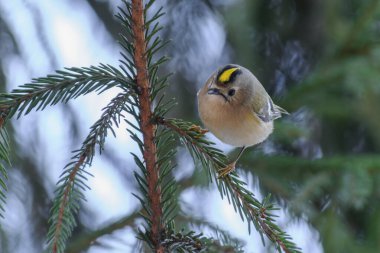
<box><xmin>66</xmin><ymin>210</ymin><xmax>141</xmax><ymax>253</ymax></box>
<box><xmin>223</xmin><ymin>177</ymin><xmax>290</xmax><ymax>253</ymax></box>
<box><xmin>48</xmin><ymin>92</ymin><xmax>130</xmax><ymax>252</ymax></box>
<box><xmin>158</xmin><ymin>118</ymin><xmax>301</xmax><ymax>253</ymax></box>
<box><xmin>52</xmin><ymin>152</ymin><xmax>88</xmax><ymax>253</ymax></box>
<box><xmin>131</xmin><ymin>1</ymin><xmax>164</xmax><ymax>252</ymax></box>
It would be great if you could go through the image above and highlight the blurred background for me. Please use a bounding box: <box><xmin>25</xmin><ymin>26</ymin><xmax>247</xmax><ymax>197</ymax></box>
<box><xmin>1</xmin><ymin>0</ymin><xmax>380</xmax><ymax>252</ymax></box>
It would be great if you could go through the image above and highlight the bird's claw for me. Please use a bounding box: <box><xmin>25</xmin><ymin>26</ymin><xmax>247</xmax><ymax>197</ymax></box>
<box><xmin>218</xmin><ymin>162</ymin><xmax>236</xmax><ymax>178</ymax></box>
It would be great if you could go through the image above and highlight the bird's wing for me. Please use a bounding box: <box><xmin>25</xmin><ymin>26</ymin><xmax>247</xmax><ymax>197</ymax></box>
<box><xmin>254</xmin><ymin>97</ymin><xmax>288</xmax><ymax>122</ymax></box>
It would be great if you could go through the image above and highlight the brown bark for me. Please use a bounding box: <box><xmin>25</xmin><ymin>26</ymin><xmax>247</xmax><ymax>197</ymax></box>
<box><xmin>131</xmin><ymin>0</ymin><xmax>164</xmax><ymax>252</ymax></box>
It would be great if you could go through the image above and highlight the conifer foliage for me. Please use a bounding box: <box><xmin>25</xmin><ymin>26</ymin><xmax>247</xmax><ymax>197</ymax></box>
<box><xmin>0</xmin><ymin>1</ymin><xmax>300</xmax><ymax>252</ymax></box>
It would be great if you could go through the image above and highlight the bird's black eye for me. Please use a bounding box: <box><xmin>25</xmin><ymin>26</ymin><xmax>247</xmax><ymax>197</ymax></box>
<box><xmin>228</xmin><ymin>89</ymin><xmax>235</xmax><ymax>96</ymax></box>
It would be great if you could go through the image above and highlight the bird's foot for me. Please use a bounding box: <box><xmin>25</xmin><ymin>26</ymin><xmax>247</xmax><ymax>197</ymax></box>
<box><xmin>218</xmin><ymin>161</ymin><xmax>236</xmax><ymax>178</ymax></box>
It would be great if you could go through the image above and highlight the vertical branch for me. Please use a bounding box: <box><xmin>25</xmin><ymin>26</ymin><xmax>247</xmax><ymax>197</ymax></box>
<box><xmin>131</xmin><ymin>0</ymin><xmax>163</xmax><ymax>252</ymax></box>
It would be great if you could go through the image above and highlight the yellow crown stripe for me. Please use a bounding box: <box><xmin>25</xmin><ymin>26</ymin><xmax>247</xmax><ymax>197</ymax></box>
<box><xmin>218</xmin><ymin>67</ymin><xmax>239</xmax><ymax>83</ymax></box>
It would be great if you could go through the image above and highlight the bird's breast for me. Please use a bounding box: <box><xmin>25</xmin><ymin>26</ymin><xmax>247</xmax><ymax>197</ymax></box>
<box><xmin>198</xmin><ymin>95</ymin><xmax>273</xmax><ymax>147</ymax></box>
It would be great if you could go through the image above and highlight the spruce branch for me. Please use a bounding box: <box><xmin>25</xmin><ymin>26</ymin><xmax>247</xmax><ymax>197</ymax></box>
<box><xmin>158</xmin><ymin>118</ymin><xmax>301</xmax><ymax>253</ymax></box>
<box><xmin>66</xmin><ymin>210</ymin><xmax>141</xmax><ymax>253</ymax></box>
<box><xmin>175</xmin><ymin>213</ymin><xmax>245</xmax><ymax>251</ymax></box>
<box><xmin>118</xmin><ymin>0</ymin><xmax>171</xmax><ymax>252</ymax></box>
<box><xmin>0</xmin><ymin>65</ymin><xmax>128</xmax><ymax>221</ymax></box>
<box><xmin>117</xmin><ymin>1</ymin><xmax>177</xmax><ymax>251</ymax></box>
<box><xmin>0</xmin><ymin>63</ymin><xmax>131</xmax><ymax>224</ymax></box>
<box><xmin>0</xmin><ymin>1</ymin><xmax>303</xmax><ymax>252</ymax></box>
<box><xmin>0</xmin><ymin>127</ymin><xmax>10</xmax><ymax>219</ymax></box>
<box><xmin>162</xmin><ymin>229</ymin><xmax>244</xmax><ymax>253</ymax></box>
<box><xmin>156</xmin><ymin>117</ymin><xmax>226</xmax><ymax>179</ymax></box>
<box><xmin>47</xmin><ymin>92</ymin><xmax>131</xmax><ymax>253</ymax></box>
<box><xmin>0</xmin><ymin>64</ymin><xmax>127</xmax><ymax>121</ymax></box>
<box><xmin>161</xmin><ymin>230</ymin><xmax>204</xmax><ymax>252</ymax></box>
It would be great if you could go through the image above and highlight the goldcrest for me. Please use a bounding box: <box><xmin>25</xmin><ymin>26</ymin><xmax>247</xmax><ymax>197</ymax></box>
<box><xmin>197</xmin><ymin>64</ymin><xmax>288</xmax><ymax>177</ymax></box>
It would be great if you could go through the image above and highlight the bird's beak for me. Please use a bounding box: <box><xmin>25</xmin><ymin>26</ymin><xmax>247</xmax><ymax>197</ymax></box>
<box><xmin>207</xmin><ymin>88</ymin><xmax>220</xmax><ymax>95</ymax></box>
<box><xmin>207</xmin><ymin>87</ymin><xmax>229</xmax><ymax>102</ymax></box>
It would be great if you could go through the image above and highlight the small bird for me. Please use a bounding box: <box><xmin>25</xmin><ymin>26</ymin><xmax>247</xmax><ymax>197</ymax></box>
<box><xmin>197</xmin><ymin>64</ymin><xmax>288</xmax><ymax>177</ymax></box>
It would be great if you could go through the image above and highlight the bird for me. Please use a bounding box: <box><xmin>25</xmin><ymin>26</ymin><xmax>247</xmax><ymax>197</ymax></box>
<box><xmin>197</xmin><ymin>64</ymin><xmax>288</xmax><ymax>177</ymax></box>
